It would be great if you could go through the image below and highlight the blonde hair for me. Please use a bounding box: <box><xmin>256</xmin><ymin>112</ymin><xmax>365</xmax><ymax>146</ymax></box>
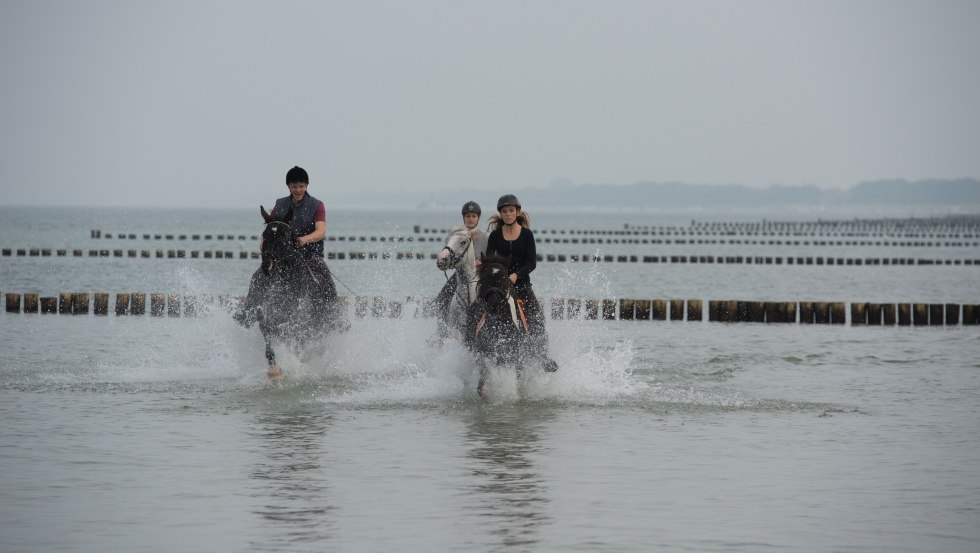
<box><xmin>487</xmin><ymin>210</ymin><xmax>531</xmax><ymax>232</ymax></box>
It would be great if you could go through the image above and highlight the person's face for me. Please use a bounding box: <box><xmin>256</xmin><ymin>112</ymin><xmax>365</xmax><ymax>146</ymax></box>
<box><xmin>463</xmin><ymin>211</ymin><xmax>480</xmax><ymax>229</ymax></box>
<box><xmin>287</xmin><ymin>182</ymin><xmax>307</xmax><ymax>201</ymax></box>
<box><xmin>499</xmin><ymin>205</ymin><xmax>518</xmax><ymax>225</ymax></box>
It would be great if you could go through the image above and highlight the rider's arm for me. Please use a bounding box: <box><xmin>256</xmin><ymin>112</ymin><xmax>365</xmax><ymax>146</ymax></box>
<box><xmin>514</xmin><ymin>229</ymin><xmax>536</xmax><ymax>280</ymax></box>
<box><xmin>299</xmin><ymin>220</ymin><xmax>326</xmax><ymax>246</ymax></box>
<box><xmin>297</xmin><ymin>203</ymin><xmax>327</xmax><ymax>246</ymax></box>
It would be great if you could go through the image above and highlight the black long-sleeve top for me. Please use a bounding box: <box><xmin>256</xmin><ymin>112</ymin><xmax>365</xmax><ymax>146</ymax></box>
<box><xmin>486</xmin><ymin>226</ymin><xmax>537</xmax><ymax>286</ymax></box>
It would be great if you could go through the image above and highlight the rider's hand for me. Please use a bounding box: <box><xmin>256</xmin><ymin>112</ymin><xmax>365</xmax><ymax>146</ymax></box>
<box><xmin>509</xmin><ymin>273</ymin><xmax>518</xmax><ymax>283</ymax></box>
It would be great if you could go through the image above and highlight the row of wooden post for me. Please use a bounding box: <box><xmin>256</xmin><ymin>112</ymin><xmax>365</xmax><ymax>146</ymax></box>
<box><xmin>4</xmin><ymin>292</ymin><xmax>978</xmax><ymax>326</ymax></box>
<box><xmin>3</xmin><ymin>248</ymin><xmax>979</xmax><ymax>266</ymax></box>
<box><xmin>88</xmin><ymin>229</ymin><xmax>980</xmax><ymax>248</ymax></box>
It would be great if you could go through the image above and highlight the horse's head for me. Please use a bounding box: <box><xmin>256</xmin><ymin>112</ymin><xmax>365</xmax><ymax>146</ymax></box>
<box><xmin>476</xmin><ymin>253</ymin><xmax>514</xmax><ymax>315</ymax></box>
<box><xmin>436</xmin><ymin>225</ymin><xmax>475</xmax><ymax>271</ymax></box>
<box><xmin>260</xmin><ymin>205</ymin><xmax>297</xmax><ymax>276</ymax></box>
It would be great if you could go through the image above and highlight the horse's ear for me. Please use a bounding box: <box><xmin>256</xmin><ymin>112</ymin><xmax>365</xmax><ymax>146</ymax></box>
<box><xmin>260</xmin><ymin>205</ymin><xmax>272</xmax><ymax>223</ymax></box>
<box><xmin>283</xmin><ymin>206</ymin><xmax>294</xmax><ymax>223</ymax></box>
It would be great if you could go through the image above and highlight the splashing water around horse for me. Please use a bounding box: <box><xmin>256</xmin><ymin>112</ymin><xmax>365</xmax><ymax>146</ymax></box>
<box><xmin>466</xmin><ymin>253</ymin><xmax>558</xmax><ymax>398</ymax></box>
<box><xmin>234</xmin><ymin>206</ymin><xmax>349</xmax><ymax>381</ymax></box>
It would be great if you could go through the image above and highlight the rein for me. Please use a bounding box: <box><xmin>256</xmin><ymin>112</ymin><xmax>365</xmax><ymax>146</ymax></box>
<box><xmin>440</xmin><ymin>231</ymin><xmax>478</xmax><ymax>311</ymax></box>
<box><xmin>263</xmin><ymin>220</ymin><xmax>357</xmax><ymax>295</ymax></box>
<box><xmin>473</xmin><ymin>261</ymin><xmax>529</xmax><ymax>336</ymax></box>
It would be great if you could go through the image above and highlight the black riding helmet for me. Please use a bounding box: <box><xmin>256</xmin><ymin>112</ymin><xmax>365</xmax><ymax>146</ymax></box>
<box><xmin>462</xmin><ymin>201</ymin><xmax>481</xmax><ymax>215</ymax></box>
<box><xmin>496</xmin><ymin>194</ymin><xmax>521</xmax><ymax>211</ymax></box>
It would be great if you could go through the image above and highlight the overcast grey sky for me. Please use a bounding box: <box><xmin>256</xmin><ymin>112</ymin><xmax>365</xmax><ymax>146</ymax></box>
<box><xmin>1</xmin><ymin>0</ymin><xmax>978</xmax><ymax>208</ymax></box>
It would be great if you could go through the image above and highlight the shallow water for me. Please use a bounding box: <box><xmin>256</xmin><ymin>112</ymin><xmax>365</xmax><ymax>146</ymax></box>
<box><xmin>2</xmin><ymin>207</ymin><xmax>979</xmax><ymax>552</ymax></box>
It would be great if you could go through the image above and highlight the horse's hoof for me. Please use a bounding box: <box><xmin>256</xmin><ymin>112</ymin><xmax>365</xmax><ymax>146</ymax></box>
<box><xmin>267</xmin><ymin>365</ymin><xmax>282</xmax><ymax>382</ymax></box>
<box><xmin>543</xmin><ymin>359</ymin><xmax>558</xmax><ymax>372</ymax></box>
<box><xmin>477</xmin><ymin>380</ymin><xmax>489</xmax><ymax>400</ymax></box>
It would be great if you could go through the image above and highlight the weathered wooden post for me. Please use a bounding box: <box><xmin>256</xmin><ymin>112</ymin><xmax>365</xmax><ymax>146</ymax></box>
<box><xmin>585</xmin><ymin>299</ymin><xmax>599</xmax><ymax>320</ymax></box>
<box><xmin>737</xmin><ymin>301</ymin><xmax>764</xmax><ymax>323</ymax></box>
<box><xmin>867</xmin><ymin>303</ymin><xmax>882</xmax><ymax>325</ymax></box>
<box><xmin>830</xmin><ymin>302</ymin><xmax>846</xmax><ymax>324</ymax></box>
<box><xmin>5</xmin><ymin>293</ymin><xmax>21</xmax><ymax>313</ymax></box>
<box><xmin>912</xmin><ymin>303</ymin><xmax>928</xmax><ymax>326</ymax></box>
<box><xmin>633</xmin><ymin>299</ymin><xmax>651</xmax><ymax>320</ymax></box>
<box><xmin>372</xmin><ymin>296</ymin><xmax>387</xmax><ymax>318</ymax></box>
<box><xmin>93</xmin><ymin>293</ymin><xmax>109</xmax><ymax>316</ymax></box>
<box><xmin>567</xmin><ymin>298</ymin><xmax>582</xmax><ymax>319</ymax></box>
<box><xmin>115</xmin><ymin>293</ymin><xmax>130</xmax><ymax>315</ymax></box>
<box><xmin>945</xmin><ymin>304</ymin><xmax>960</xmax><ymax>326</ymax></box>
<box><xmin>882</xmin><ymin>304</ymin><xmax>897</xmax><ymax>325</ymax></box>
<box><xmin>851</xmin><ymin>303</ymin><xmax>867</xmax><ymax>325</ymax></box>
<box><xmin>40</xmin><ymin>297</ymin><xmax>58</xmax><ymax>314</ymax></box>
<box><xmin>72</xmin><ymin>293</ymin><xmax>90</xmax><ymax>315</ymax></box>
<box><xmin>167</xmin><ymin>295</ymin><xmax>181</xmax><ymax>317</ymax></box>
<box><xmin>929</xmin><ymin>304</ymin><xmax>944</xmax><ymax>326</ymax></box>
<box><xmin>963</xmin><ymin>304</ymin><xmax>978</xmax><ymax>325</ymax></box>
<box><xmin>670</xmin><ymin>300</ymin><xmax>684</xmax><ymax>321</ymax></box>
<box><xmin>551</xmin><ymin>297</ymin><xmax>565</xmax><ymax>320</ymax></box>
<box><xmin>602</xmin><ymin>299</ymin><xmax>616</xmax><ymax>320</ymax></box>
<box><xmin>618</xmin><ymin>299</ymin><xmax>634</xmax><ymax>320</ymax></box>
<box><xmin>708</xmin><ymin>300</ymin><xmax>721</xmax><ymax>322</ymax></box>
<box><xmin>22</xmin><ymin>293</ymin><xmax>38</xmax><ymax>314</ymax></box>
<box><xmin>130</xmin><ymin>293</ymin><xmax>146</xmax><ymax>316</ymax></box>
<box><xmin>182</xmin><ymin>296</ymin><xmax>197</xmax><ymax>317</ymax></box>
<box><xmin>150</xmin><ymin>294</ymin><xmax>166</xmax><ymax>316</ymax></box>
<box><xmin>389</xmin><ymin>301</ymin><xmax>402</xmax><ymax>318</ymax></box>
<box><xmin>651</xmin><ymin>300</ymin><xmax>667</xmax><ymax>321</ymax></box>
<box><xmin>813</xmin><ymin>302</ymin><xmax>830</xmax><ymax>324</ymax></box>
<box><xmin>765</xmin><ymin>302</ymin><xmax>788</xmax><ymax>323</ymax></box>
<box><xmin>687</xmin><ymin>299</ymin><xmax>702</xmax><ymax>321</ymax></box>
<box><xmin>59</xmin><ymin>292</ymin><xmax>73</xmax><ymax>314</ymax></box>
<box><xmin>898</xmin><ymin>303</ymin><xmax>911</xmax><ymax>326</ymax></box>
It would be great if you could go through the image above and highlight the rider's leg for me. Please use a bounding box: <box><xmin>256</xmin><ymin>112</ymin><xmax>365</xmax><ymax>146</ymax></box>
<box><xmin>312</xmin><ymin>257</ymin><xmax>350</xmax><ymax>331</ymax></box>
<box><xmin>517</xmin><ymin>285</ymin><xmax>558</xmax><ymax>372</ymax></box>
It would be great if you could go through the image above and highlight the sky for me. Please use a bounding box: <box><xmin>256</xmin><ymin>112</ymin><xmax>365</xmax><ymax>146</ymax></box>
<box><xmin>1</xmin><ymin>0</ymin><xmax>978</xmax><ymax>208</ymax></box>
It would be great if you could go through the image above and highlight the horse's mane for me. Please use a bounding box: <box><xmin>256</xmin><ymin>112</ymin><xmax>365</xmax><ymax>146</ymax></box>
<box><xmin>479</xmin><ymin>253</ymin><xmax>511</xmax><ymax>273</ymax></box>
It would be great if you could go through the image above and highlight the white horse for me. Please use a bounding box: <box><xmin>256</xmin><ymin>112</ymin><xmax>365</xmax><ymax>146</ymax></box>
<box><xmin>435</xmin><ymin>224</ymin><xmax>482</xmax><ymax>340</ymax></box>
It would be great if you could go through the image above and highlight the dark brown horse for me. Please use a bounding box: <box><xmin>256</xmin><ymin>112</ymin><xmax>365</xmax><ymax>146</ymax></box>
<box><xmin>465</xmin><ymin>253</ymin><xmax>557</xmax><ymax>398</ymax></box>
<box><xmin>234</xmin><ymin>206</ymin><xmax>348</xmax><ymax>381</ymax></box>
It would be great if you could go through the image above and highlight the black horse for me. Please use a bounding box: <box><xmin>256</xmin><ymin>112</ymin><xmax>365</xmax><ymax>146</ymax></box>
<box><xmin>465</xmin><ymin>253</ymin><xmax>558</xmax><ymax>398</ymax></box>
<box><xmin>234</xmin><ymin>206</ymin><xmax>348</xmax><ymax>381</ymax></box>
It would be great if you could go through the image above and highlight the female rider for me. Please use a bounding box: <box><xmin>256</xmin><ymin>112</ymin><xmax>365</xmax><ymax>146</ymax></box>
<box><xmin>485</xmin><ymin>194</ymin><xmax>553</xmax><ymax>358</ymax></box>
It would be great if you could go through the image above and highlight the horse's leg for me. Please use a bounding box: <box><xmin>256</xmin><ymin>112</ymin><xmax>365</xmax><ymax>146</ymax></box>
<box><xmin>477</xmin><ymin>359</ymin><xmax>490</xmax><ymax>400</ymax></box>
<box><xmin>261</xmin><ymin>328</ymin><xmax>282</xmax><ymax>382</ymax></box>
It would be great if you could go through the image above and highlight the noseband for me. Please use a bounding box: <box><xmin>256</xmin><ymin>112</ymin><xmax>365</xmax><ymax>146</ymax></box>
<box><xmin>439</xmin><ymin>232</ymin><xmax>473</xmax><ymax>269</ymax></box>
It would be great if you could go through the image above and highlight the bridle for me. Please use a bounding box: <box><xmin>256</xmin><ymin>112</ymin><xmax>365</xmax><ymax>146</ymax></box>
<box><xmin>440</xmin><ymin>230</ymin><xmax>479</xmax><ymax>310</ymax></box>
<box><xmin>262</xmin><ymin>219</ymin><xmax>322</xmax><ymax>286</ymax></box>
<box><xmin>475</xmin><ymin>261</ymin><xmax>528</xmax><ymax>334</ymax></box>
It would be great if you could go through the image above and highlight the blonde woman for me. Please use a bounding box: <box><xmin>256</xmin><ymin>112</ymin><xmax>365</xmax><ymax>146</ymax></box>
<box><xmin>485</xmin><ymin>195</ymin><xmax>555</xmax><ymax>370</ymax></box>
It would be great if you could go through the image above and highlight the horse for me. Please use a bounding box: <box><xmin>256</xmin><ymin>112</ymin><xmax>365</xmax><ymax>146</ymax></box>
<box><xmin>434</xmin><ymin>224</ymin><xmax>481</xmax><ymax>341</ymax></box>
<box><xmin>465</xmin><ymin>253</ymin><xmax>558</xmax><ymax>398</ymax></box>
<box><xmin>234</xmin><ymin>205</ymin><xmax>348</xmax><ymax>381</ymax></box>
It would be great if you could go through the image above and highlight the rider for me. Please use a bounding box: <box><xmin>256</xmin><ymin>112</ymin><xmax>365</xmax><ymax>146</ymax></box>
<box><xmin>253</xmin><ymin>165</ymin><xmax>347</xmax><ymax>331</ymax></box>
<box><xmin>485</xmin><ymin>194</ymin><xmax>554</xmax><ymax>368</ymax></box>
<box><xmin>435</xmin><ymin>201</ymin><xmax>488</xmax><ymax>332</ymax></box>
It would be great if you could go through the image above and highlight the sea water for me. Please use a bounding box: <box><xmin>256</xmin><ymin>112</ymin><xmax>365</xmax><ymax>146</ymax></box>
<box><xmin>1</xmin><ymin>206</ymin><xmax>979</xmax><ymax>552</ymax></box>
